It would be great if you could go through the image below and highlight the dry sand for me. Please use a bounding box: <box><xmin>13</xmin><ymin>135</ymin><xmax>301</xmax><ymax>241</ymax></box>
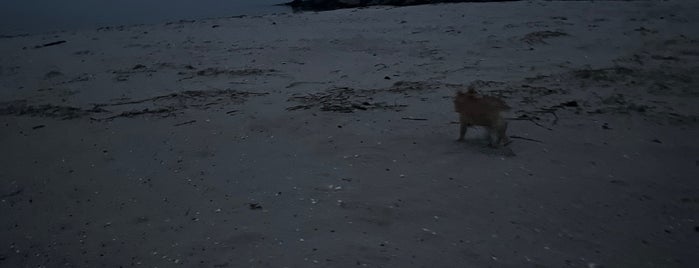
<box><xmin>1</xmin><ymin>0</ymin><xmax>698</xmax><ymax>267</ymax></box>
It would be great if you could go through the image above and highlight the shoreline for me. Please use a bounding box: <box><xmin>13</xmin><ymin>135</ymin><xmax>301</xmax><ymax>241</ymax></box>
<box><xmin>0</xmin><ymin>11</ymin><xmax>291</xmax><ymax>39</ymax></box>
<box><xmin>0</xmin><ymin>0</ymin><xmax>291</xmax><ymax>37</ymax></box>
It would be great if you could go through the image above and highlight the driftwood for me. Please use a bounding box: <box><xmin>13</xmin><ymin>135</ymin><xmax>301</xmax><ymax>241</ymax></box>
<box><xmin>282</xmin><ymin>0</ymin><xmax>520</xmax><ymax>11</ymax></box>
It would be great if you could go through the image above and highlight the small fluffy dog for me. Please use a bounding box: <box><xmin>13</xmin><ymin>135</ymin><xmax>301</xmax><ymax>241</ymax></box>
<box><xmin>453</xmin><ymin>87</ymin><xmax>510</xmax><ymax>147</ymax></box>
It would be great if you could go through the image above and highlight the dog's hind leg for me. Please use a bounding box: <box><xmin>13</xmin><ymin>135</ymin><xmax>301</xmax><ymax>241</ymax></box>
<box><xmin>457</xmin><ymin>122</ymin><xmax>468</xmax><ymax>141</ymax></box>
<box><xmin>496</xmin><ymin>120</ymin><xmax>510</xmax><ymax>146</ymax></box>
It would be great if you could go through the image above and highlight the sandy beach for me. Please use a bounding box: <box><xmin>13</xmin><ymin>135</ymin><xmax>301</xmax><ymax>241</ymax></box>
<box><xmin>1</xmin><ymin>0</ymin><xmax>698</xmax><ymax>267</ymax></box>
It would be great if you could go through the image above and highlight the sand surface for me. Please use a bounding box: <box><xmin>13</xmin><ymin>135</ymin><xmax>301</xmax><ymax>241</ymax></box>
<box><xmin>1</xmin><ymin>0</ymin><xmax>698</xmax><ymax>267</ymax></box>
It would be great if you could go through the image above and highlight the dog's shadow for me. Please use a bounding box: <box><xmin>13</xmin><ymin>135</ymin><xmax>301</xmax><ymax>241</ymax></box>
<box><xmin>455</xmin><ymin>138</ymin><xmax>516</xmax><ymax>157</ymax></box>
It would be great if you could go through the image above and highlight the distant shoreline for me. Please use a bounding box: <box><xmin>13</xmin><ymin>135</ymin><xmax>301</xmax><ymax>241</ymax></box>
<box><xmin>0</xmin><ymin>13</ymin><xmax>281</xmax><ymax>39</ymax></box>
<box><xmin>0</xmin><ymin>0</ymin><xmax>290</xmax><ymax>36</ymax></box>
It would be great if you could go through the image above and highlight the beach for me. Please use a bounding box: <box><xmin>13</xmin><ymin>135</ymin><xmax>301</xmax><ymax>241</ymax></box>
<box><xmin>1</xmin><ymin>0</ymin><xmax>698</xmax><ymax>267</ymax></box>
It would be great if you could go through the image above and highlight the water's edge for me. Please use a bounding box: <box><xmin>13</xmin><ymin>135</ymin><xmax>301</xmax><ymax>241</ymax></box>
<box><xmin>0</xmin><ymin>0</ymin><xmax>290</xmax><ymax>36</ymax></box>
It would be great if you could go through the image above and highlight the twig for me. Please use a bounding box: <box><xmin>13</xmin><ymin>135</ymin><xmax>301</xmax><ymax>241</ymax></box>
<box><xmin>174</xmin><ymin>120</ymin><xmax>196</xmax><ymax>126</ymax></box>
<box><xmin>506</xmin><ymin>117</ymin><xmax>553</xmax><ymax>131</ymax></box>
<box><xmin>0</xmin><ymin>187</ymin><xmax>24</xmax><ymax>198</ymax></box>
<box><xmin>402</xmin><ymin>117</ymin><xmax>428</xmax><ymax>121</ymax></box>
<box><xmin>34</xmin><ymin>40</ymin><xmax>66</xmax><ymax>48</ymax></box>
<box><xmin>509</xmin><ymin>135</ymin><xmax>543</xmax><ymax>143</ymax></box>
<box><xmin>93</xmin><ymin>108</ymin><xmax>175</xmax><ymax>121</ymax></box>
<box><xmin>94</xmin><ymin>94</ymin><xmax>173</xmax><ymax>108</ymax></box>
<box><xmin>526</xmin><ymin>118</ymin><xmax>553</xmax><ymax>131</ymax></box>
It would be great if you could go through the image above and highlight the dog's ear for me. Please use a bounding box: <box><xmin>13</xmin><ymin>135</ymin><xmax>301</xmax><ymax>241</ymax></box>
<box><xmin>466</xmin><ymin>85</ymin><xmax>477</xmax><ymax>95</ymax></box>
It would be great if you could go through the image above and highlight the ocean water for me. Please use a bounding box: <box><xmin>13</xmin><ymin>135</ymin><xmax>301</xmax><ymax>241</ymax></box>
<box><xmin>0</xmin><ymin>0</ymin><xmax>290</xmax><ymax>35</ymax></box>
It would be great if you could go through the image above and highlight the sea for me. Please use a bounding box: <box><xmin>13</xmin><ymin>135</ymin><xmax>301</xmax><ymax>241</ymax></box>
<box><xmin>0</xmin><ymin>0</ymin><xmax>290</xmax><ymax>36</ymax></box>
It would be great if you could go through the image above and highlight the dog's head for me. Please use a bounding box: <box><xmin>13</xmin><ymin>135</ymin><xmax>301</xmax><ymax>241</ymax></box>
<box><xmin>453</xmin><ymin>89</ymin><xmax>477</xmax><ymax>112</ymax></box>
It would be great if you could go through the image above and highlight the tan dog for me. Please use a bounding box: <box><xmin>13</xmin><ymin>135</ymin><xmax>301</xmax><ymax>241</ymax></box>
<box><xmin>453</xmin><ymin>87</ymin><xmax>510</xmax><ymax>147</ymax></box>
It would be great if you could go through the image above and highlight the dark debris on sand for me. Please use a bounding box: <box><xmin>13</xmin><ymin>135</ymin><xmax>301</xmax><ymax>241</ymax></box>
<box><xmin>0</xmin><ymin>89</ymin><xmax>268</xmax><ymax>121</ymax></box>
<box><xmin>0</xmin><ymin>100</ymin><xmax>106</xmax><ymax>120</ymax></box>
<box><xmin>285</xmin><ymin>81</ymin><xmax>439</xmax><ymax>113</ymax></box>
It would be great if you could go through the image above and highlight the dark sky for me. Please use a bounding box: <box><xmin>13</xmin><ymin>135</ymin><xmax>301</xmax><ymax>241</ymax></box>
<box><xmin>1</xmin><ymin>0</ymin><xmax>288</xmax><ymax>35</ymax></box>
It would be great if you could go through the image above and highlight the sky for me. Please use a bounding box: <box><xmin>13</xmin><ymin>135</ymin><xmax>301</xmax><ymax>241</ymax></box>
<box><xmin>0</xmin><ymin>0</ymin><xmax>289</xmax><ymax>35</ymax></box>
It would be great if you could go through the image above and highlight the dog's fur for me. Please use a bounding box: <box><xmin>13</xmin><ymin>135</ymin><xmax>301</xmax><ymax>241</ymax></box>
<box><xmin>453</xmin><ymin>87</ymin><xmax>510</xmax><ymax>147</ymax></box>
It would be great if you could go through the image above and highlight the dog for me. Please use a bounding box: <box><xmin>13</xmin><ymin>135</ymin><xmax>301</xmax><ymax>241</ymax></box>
<box><xmin>453</xmin><ymin>86</ymin><xmax>510</xmax><ymax>147</ymax></box>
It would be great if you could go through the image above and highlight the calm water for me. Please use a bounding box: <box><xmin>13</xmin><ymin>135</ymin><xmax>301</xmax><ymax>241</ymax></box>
<box><xmin>0</xmin><ymin>0</ymin><xmax>290</xmax><ymax>35</ymax></box>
